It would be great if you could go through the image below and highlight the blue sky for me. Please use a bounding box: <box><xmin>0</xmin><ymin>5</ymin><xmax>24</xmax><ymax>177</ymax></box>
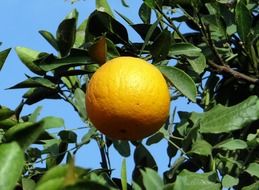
<box><xmin>0</xmin><ymin>0</ymin><xmax>201</xmax><ymax>180</ymax></box>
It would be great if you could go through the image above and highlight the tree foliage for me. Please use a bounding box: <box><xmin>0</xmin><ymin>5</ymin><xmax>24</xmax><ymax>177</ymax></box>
<box><xmin>0</xmin><ymin>0</ymin><xmax>258</xmax><ymax>189</ymax></box>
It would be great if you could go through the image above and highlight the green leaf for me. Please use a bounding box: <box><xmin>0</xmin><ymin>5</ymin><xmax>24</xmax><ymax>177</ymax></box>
<box><xmin>200</xmin><ymin>96</ymin><xmax>259</xmax><ymax>133</ymax></box>
<box><xmin>140</xmin><ymin>18</ymin><xmax>161</xmax><ymax>53</ymax></box>
<box><xmin>38</xmin><ymin>53</ymin><xmax>93</xmax><ymax>71</ymax></box>
<box><xmin>88</xmin><ymin>10</ymin><xmax>128</xmax><ymax>44</ymax></box>
<box><xmin>245</xmin><ymin>163</ymin><xmax>259</xmax><ymax>178</ymax></box>
<box><xmin>81</xmin><ymin>127</ymin><xmax>97</xmax><ymax>144</ymax></box>
<box><xmin>96</xmin><ymin>0</ymin><xmax>114</xmax><ymax>17</ymax></box>
<box><xmin>141</xmin><ymin>168</ymin><xmax>163</xmax><ymax>190</ymax></box>
<box><xmin>0</xmin><ymin>106</ymin><xmax>15</xmax><ymax>120</ymax></box>
<box><xmin>150</xmin><ymin>29</ymin><xmax>171</xmax><ymax>61</ymax></box>
<box><xmin>22</xmin><ymin>178</ymin><xmax>36</xmax><ymax>190</ymax></box>
<box><xmin>58</xmin><ymin>130</ymin><xmax>77</xmax><ymax>143</ymax></box>
<box><xmin>144</xmin><ymin>0</ymin><xmax>156</xmax><ymax>9</ymax></box>
<box><xmin>56</xmin><ymin>17</ymin><xmax>77</xmax><ymax>57</ymax></box>
<box><xmin>73</xmin><ymin>88</ymin><xmax>87</xmax><ymax>121</ymax></box>
<box><xmin>39</xmin><ymin>30</ymin><xmax>59</xmax><ymax>51</ymax></box>
<box><xmin>187</xmin><ymin>53</ymin><xmax>206</xmax><ymax>74</ymax></box>
<box><xmin>222</xmin><ymin>174</ymin><xmax>239</xmax><ymax>188</ymax></box>
<box><xmin>242</xmin><ymin>182</ymin><xmax>259</xmax><ymax>190</ymax></box>
<box><xmin>74</xmin><ymin>19</ymin><xmax>88</xmax><ymax>48</ymax></box>
<box><xmin>189</xmin><ymin>139</ymin><xmax>212</xmax><ymax>156</ymax></box>
<box><xmin>113</xmin><ymin>140</ymin><xmax>131</xmax><ymax>157</ymax></box>
<box><xmin>174</xmin><ymin>170</ymin><xmax>221</xmax><ymax>190</ymax></box>
<box><xmin>23</xmin><ymin>87</ymin><xmax>61</xmax><ymax>105</ymax></box>
<box><xmin>146</xmin><ymin>131</ymin><xmax>164</xmax><ymax>146</ymax></box>
<box><xmin>139</xmin><ymin>3</ymin><xmax>151</xmax><ymax>24</ymax></box>
<box><xmin>5</xmin><ymin>121</ymin><xmax>44</xmax><ymax>150</ymax></box>
<box><xmin>158</xmin><ymin>66</ymin><xmax>197</xmax><ymax>102</ymax></box>
<box><xmin>121</xmin><ymin>0</ymin><xmax>129</xmax><ymax>7</ymax></box>
<box><xmin>41</xmin><ymin>116</ymin><xmax>65</xmax><ymax>129</ymax></box>
<box><xmin>121</xmin><ymin>159</ymin><xmax>127</xmax><ymax>190</ymax></box>
<box><xmin>0</xmin><ymin>48</ymin><xmax>11</xmax><ymax>71</ymax></box>
<box><xmin>0</xmin><ymin>142</ymin><xmax>25</xmax><ymax>190</ymax></box>
<box><xmin>169</xmin><ymin>43</ymin><xmax>202</xmax><ymax>57</ymax></box>
<box><xmin>15</xmin><ymin>46</ymin><xmax>45</xmax><ymax>75</ymax></box>
<box><xmin>131</xmin><ymin>24</ymin><xmax>161</xmax><ymax>42</ymax></box>
<box><xmin>8</xmin><ymin>77</ymin><xmax>57</xmax><ymax>90</ymax></box>
<box><xmin>235</xmin><ymin>1</ymin><xmax>252</xmax><ymax>43</ymax></box>
<box><xmin>29</xmin><ymin>106</ymin><xmax>43</xmax><ymax>122</ymax></box>
<box><xmin>214</xmin><ymin>139</ymin><xmax>247</xmax><ymax>150</ymax></box>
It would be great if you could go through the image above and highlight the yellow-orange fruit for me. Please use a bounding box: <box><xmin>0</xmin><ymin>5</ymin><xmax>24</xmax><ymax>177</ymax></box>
<box><xmin>86</xmin><ymin>56</ymin><xmax>170</xmax><ymax>140</ymax></box>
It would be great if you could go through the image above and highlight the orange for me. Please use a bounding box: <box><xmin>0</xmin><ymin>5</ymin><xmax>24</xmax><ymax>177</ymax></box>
<box><xmin>86</xmin><ymin>56</ymin><xmax>170</xmax><ymax>140</ymax></box>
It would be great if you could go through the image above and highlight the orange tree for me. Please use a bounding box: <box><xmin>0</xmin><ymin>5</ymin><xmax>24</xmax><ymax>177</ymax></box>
<box><xmin>0</xmin><ymin>0</ymin><xmax>258</xmax><ymax>189</ymax></box>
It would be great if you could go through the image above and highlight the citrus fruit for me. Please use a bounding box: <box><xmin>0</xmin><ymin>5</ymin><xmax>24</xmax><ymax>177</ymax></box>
<box><xmin>86</xmin><ymin>56</ymin><xmax>170</xmax><ymax>140</ymax></box>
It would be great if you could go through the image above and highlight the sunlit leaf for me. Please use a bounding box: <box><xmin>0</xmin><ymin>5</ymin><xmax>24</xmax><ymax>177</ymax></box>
<box><xmin>222</xmin><ymin>174</ymin><xmax>239</xmax><ymax>188</ymax></box>
<box><xmin>158</xmin><ymin>66</ymin><xmax>197</xmax><ymax>102</ymax></box>
<box><xmin>15</xmin><ymin>46</ymin><xmax>45</xmax><ymax>75</ymax></box>
<box><xmin>169</xmin><ymin>43</ymin><xmax>201</xmax><ymax>57</ymax></box>
<box><xmin>141</xmin><ymin>168</ymin><xmax>163</xmax><ymax>190</ymax></box>
<box><xmin>245</xmin><ymin>163</ymin><xmax>259</xmax><ymax>178</ymax></box>
<box><xmin>0</xmin><ymin>142</ymin><xmax>24</xmax><ymax>190</ymax></box>
<box><xmin>214</xmin><ymin>139</ymin><xmax>247</xmax><ymax>150</ymax></box>
<box><xmin>0</xmin><ymin>48</ymin><xmax>11</xmax><ymax>71</ymax></box>
<box><xmin>174</xmin><ymin>170</ymin><xmax>220</xmax><ymax>190</ymax></box>
<box><xmin>200</xmin><ymin>96</ymin><xmax>259</xmax><ymax>133</ymax></box>
<box><xmin>39</xmin><ymin>30</ymin><xmax>59</xmax><ymax>51</ymax></box>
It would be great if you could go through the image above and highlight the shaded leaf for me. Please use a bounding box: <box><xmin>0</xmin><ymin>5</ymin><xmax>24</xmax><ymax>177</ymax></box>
<box><xmin>131</xmin><ymin>23</ymin><xmax>161</xmax><ymax>42</ymax></box>
<box><xmin>150</xmin><ymin>29</ymin><xmax>171</xmax><ymax>61</ymax></box>
<box><xmin>23</xmin><ymin>87</ymin><xmax>61</xmax><ymax>105</ymax></box>
<box><xmin>0</xmin><ymin>106</ymin><xmax>15</xmax><ymax>120</ymax></box>
<box><xmin>139</xmin><ymin>3</ymin><xmax>151</xmax><ymax>24</ymax></box>
<box><xmin>242</xmin><ymin>182</ymin><xmax>259</xmax><ymax>190</ymax></box>
<box><xmin>88</xmin><ymin>10</ymin><xmax>128</xmax><ymax>44</ymax></box>
<box><xmin>8</xmin><ymin>77</ymin><xmax>57</xmax><ymax>90</ymax></box>
<box><xmin>22</xmin><ymin>178</ymin><xmax>36</xmax><ymax>190</ymax></box>
<box><xmin>113</xmin><ymin>140</ymin><xmax>131</xmax><ymax>157</ymax></box>
<box><xmin>56</xmin><ymin>16</ymin><xmax>77</xmax><ymax>56</ymax></box>
<box><xmin>38</xmin><ymin>52</ymin><xmax>93</xmax><ymax>71</ymax></box>
<box><xmin>0</xmin><ymin>142</ymin><xmax>25</xmax><ymax>190</ymax></box>
<box><xmin>158</xmin><ymin>66</ymin><xmax>197</xmax><ymax>102</ymax></box>
<box><xmin>235</xmin><ymin>1</ymin><xmax>252</xmax><ymax>43</ymax></box>
<box><xmin>39</xmin><ymin>30</ymin><xmax>59</xmax><ymax>51</ymax></box>
<box><xmin>0</xmin><ymin>48</ymin><xmax>11</xmax><ymax>71</ymax></box>
<box><xmin>200</xmin><ymin>96</ymin><xmax>259</xmax><ymax>133</ymax></box>
<box><xmin>58</xmin><ymin>130</ymin><xmax>77</xmax><ymax>143</ymax></box>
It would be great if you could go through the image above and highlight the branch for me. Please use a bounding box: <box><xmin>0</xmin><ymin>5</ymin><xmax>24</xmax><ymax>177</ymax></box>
<box><xmin>207</xmin><ymin>60</ymin><xmax>259</xmax><ymax>84</ymax></box>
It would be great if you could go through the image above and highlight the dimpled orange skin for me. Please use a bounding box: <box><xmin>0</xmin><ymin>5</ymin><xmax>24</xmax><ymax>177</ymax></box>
<box><xmin>86</xmin><ymin>56</ymin><xmax>170</xmax><ymax>140</ymax></box>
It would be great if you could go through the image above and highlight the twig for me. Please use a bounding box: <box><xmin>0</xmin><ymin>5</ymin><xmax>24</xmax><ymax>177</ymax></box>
<box><xmin>207</xmin><ymin>60</ymin><xmax>259</xmax><ymax>84</ymax></box>
<box><xmin>155</xmin><ymin>6</ymin><xmax>188</xmax><ymax>43</ymax></box>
